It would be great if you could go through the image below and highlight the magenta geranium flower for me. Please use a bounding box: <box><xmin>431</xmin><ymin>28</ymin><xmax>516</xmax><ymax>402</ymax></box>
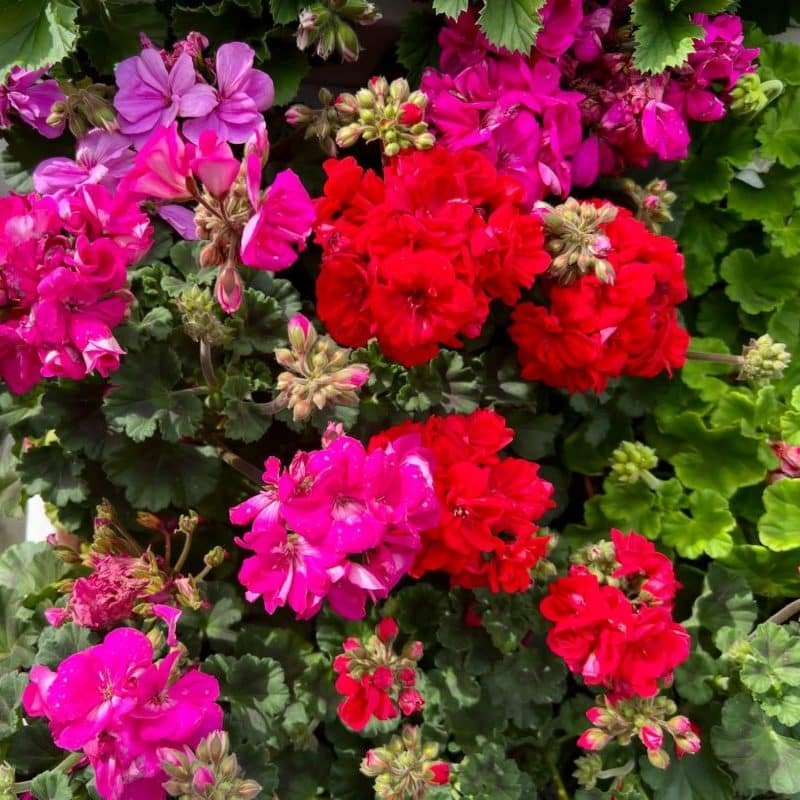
<box><xmin>114</xmin><ymin>48</ymin><xmax>216</xmax><ymax>146</ymax></box>
<box><xmin>33</xmin><ymin>130</ymin><xmax>136</xmax><ymax>196</ymax></box>
<box><xmin>0</xmin><ymin>66</ymin><xmax>65</xmax><ymax>138</ymax></box>
<box><xmin>182</xmin><ymin>42</ymin><xmax>274</xmax><ymax>144</ymax></box>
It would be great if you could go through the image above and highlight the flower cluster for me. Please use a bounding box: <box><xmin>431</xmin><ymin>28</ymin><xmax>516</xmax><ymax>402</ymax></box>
<box><xmin>422</xmin><ymin>5</ymin><xmax>757</xmax><ymax>203</ymax></box>
<box><xmin>578</xmin><ymin>694</ymin><xmax>701</xmax><ymax>770</ymax></box>
<box><xmin>540</xmin><ymin>530</ymin><xmax>690</xmax><ymax>698</ymax></box>
<box><xmin>121</xmin><ymin>122</ymin><xmax>315</xmax><ymax>312</ymax></box>
<box><xmin>361</xmin><ymin>725</ymin><xmax>450</xmax><ymax>800</ymax></box>
<box><xmin>0</xmin><ymin>184</ymin><xmax>152</xmax><ymax>394</ymax></box>
<box><xmin>509</xmin><ymin>200</ymin><xmax>689</xmax><ymax>393</ymax></box>
<box><xmin>274</xmin><ymin>313</ymin><xmax>369</xmax><ymax>421</ymax></box>
<box><xmin>334</xmin><ymin>617</ymin><xmax>424</xmax><ymax>731</ymax></box>
<box><xmin>114</xmin><ymin>38</ymin><xmax>273</xmax><ymax>146</ymax></box>
<box><xmin>314</xmin><ymin>146</ymin><xmax>551</xmax><ymax>366</ymax></box>
<box><xmin>0</xmin><ymin>66</ymin><xmax>65</xmax><ymax>138</ymax></box>
<box><xmin>22</xmin><ymin>628</ymin><xmax>223</xmax><ymax>800</ymax></box>
<box><xmin>231</xmin><ymin>424</ymin><xmax>439</xmax><ymax>620</ymax></box>
<box><xmin>371</xmin><ymin>409</ymin><xmax>554</xmax><ymax>592</ymax></box>
<box><xmin>159</xmin><ymin>730</ymin><xmax>261</xmax><ymax>799</ymax></box>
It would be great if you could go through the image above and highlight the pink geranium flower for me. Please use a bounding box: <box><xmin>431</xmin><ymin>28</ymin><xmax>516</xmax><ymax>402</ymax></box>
<box><xmin>114</xmin><ymin>49</ymin><xmax>217</xmax><ymax>146</ymax></box>
<box><xmin>0</xmin><ymin>66</ymin><xmax>65</xmax><ymax>138</ymax></box>
<box><xmin>121</xmin><ymin>123</ymin><xmax>195</xmax><ymax>201</ymax></box>
<box><xmin>33</xmin><ymin>130</ymin><xmax>136</xmax><ymax>196</ymax></box>
<box><xmin>182</xmin><ymin>42</ymin><xmax>274</xmax><ymax>144</ymax></box>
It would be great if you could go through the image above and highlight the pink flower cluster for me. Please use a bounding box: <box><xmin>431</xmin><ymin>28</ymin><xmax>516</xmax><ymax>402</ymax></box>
<box><xmin>114</xmin><ymin>37</ymin><xmax>273</xmax><ymax>147</ymax></box>
<box><xmin>0</xmin><ymin>184</ymin><xmax>152</xmax><ymax>394</ymax></box>
<box><xmin>422</xmin><ymin>3</ymin><xmax>758</xmax><ymax>205</ymax></box>
<box><xmin>231</xmin><ymin>424</ymin><xmax>439</xmax><ymax>620</ymax></box>
<box><xmin>0</xmin><ymin>66</ymin><xmax>65</xmax><ymax>138</ymax></box>
<box><xmin>23</xmin><ymin>628</ymin><xmax>223</xmax><ymax>800</ymax></box>
<box><xmin>120</xmin><ymin>122</ymin><xmax>315</xmax><ymax>312</ymax></box>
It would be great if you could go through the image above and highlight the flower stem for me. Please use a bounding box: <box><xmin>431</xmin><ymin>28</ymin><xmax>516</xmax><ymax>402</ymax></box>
<box><xmin>545</xmin><ymin>751</ymin><xmax>571</xmax><ymax>800</ymax></box>
<box><xmin>766</xmin><ymin>597</ymin><xmax>800</xmax><ymax>626</ymax></box>
<box><xmin>208</xmin><ymin>435</ymin><xmax>263</xmax><ymax>485</ymax></box>
<box><xmin>200</xmin><ymin>339</ymin><xmax>218</xmax><ymax>388</ymax></box>
<box><xmin>13</xmin><ymin>752</ymin><xmax>83</xmax><ymax>793</ymax></box>
<box><xmin>686</xmin><ymin>350</ymin><xmax>743</xmax><ymax>366</ymax></box>
<box><xmin>172</xmin><ymin>530</ymin><xmax>194</xmax><ymax>574</ymax></box>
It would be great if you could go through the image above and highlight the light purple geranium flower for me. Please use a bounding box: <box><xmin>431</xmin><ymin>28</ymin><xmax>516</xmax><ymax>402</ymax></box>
<box><xmin>113</xmin><ymin>49</ymin><xmax>217</xmax><ymax>146</ymax></box>
<box><xmin>182</xmin><ymin>42</ymin><xmax>274</xmax><ymax>144</ymax></box>
<box><xmin>33</xmin><ymin>130</ymin><xmax>136</xmax><ymax>196</ymax></box>
<box><xmin>0</xmin><ymin>67</ymin><xmax>65</xmax><ymax>138</ymax></box>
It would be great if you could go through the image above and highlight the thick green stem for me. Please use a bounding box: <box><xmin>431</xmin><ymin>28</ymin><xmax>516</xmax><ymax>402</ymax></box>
<box><xmin>545</xmin><ymin>751</ymin><xmax>571</xmax><ymax>800</ymax></box>
<box><xmin>686</xmin><ymin>350</ymin><xmax>743</xmax><ymax>366</ymax></box>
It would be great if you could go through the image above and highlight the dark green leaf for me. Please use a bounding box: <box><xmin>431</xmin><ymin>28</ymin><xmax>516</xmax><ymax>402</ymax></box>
<box><xmin>0</xmin><ymin>671</ymin><xmax>26</xmax><ymax>739</ymax></box>
<box><xmin>640</xmin><ymin>748</ymin><xmax>734</xmax><ymax>800</ymax></box>
<box><xmin>398</xmin><ymin>7</ymin><xmax>441</xmax><ymax>87</ymax></box>
<box><xmin>17</xmin><ymin>445</ymin><xmax>88</xmax><ymax>507</ymax></box>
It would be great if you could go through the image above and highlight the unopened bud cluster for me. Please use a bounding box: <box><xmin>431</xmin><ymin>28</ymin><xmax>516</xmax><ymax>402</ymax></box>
<box><xmin>577</xmin><ymin>694</ymin><xmax>701</xmax><ymax>770</ymax></box>
<box><xmin>160</xmin><ymin>730</ymin><xmax>261</xmax><ymax>799</ymax></box>
<box><xmin>336</xmin><ymin>76</ymin><xmax>434</xmax><ymax>156</ymax></box>
<box><xmin>47</xmin><ymin>77</ymin><xmax>118</xmax><ymax>137</ymax></box>
<box><xmin>610</xmin><ymin>441</ymin><xmax>660</xmax><ymax>488</ymax></box>
<box><xmin>285</xmin><ymin>88</ymin><xmax>340</xmax><ymax>157</ymax></box>
<box><xmin>539</xmin><ymin>198</ymin><xmax>618</xmax><ymax>284</ymax></box>
<box><xmin>296</xmin><ymin>0</ymin><xmax>381</xmax><ymax>62</ymax></box>
<box><xmin>274</xmin><ymin>313</ymin><xmax>369</xmax><ymax>421</ymax></box>
<box><xmin>177</xmin><ymin>286</ymin><xmax>229</xmax><ymax>346</ymax></box>
<box><xmin>620</xmin><ymin>178</ymin><xmax>677</xmax><ymax>233</ymax></box>
<box><xmin>572</xmin><ymin>540</ymin><xmax>620</xmax><ymax>584</ymax></box>
<box><xmin>0</xmin><ymin>762</ymin><xmax>14</xmax><ymax>800</ymax></box>
<box><xmin>360</xmin><ymin>725</ymin><xmax>450</xmax><ymax>800</ymax></box>
<box><xmin>739</xmin><ymin>334</ymin><xmax>791</xmax><ymax>384</ymax></box>
<box><xmin>731</xmin><ymin>72</ymin><xmax>784</xmax><ymax>119</ymax></box>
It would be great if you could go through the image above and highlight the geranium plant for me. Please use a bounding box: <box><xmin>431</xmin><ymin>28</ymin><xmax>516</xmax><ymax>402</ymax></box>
<box><xmin>0</xmin><ymin>1</ymin><xmax>800</xmax><ymax>798</ymax></box>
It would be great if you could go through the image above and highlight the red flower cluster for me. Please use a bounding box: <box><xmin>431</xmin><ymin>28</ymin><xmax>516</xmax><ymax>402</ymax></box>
<box><xmin>334</xmin><ymin>618</ymin><xmax>425</xmax><ymax>732</ymax></box>
<box><xmin>313</xmin><ymin>146</ymin><xmax>551</xmax><ymax>366</ymax></box>
<box><xmin>540</xmin><ymin>530</ymin><xmax>690</xmax><ymax>698</ymax></box>
<box><xmin>509</xmin><ymin>205</ymin><xmax>689</xmax><ymax>393</ymax></box>
<box><xmin>372</xmin><ymin>409</ymin><xmax>554</xmax><ymax>592</ymax></box>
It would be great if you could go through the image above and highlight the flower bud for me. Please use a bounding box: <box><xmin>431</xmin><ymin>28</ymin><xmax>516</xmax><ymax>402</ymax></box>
<box><xmin>739</xmin><ymin>334</ymin><xmax>791</xmax><ymax>384</ymax></box>
<box><xmin>285</xmin><ymin>103</ymin><xmax>315</xmax><ymax>127</ymax></box>
<box><xmin>577</xmin><ymin>728</ymin><xmax>612</xmax><ymax>751</ymax></box>
<box><xmin>610</xmin><ymin>440</ymin><xmax>659</xmax><ymax>485</ymax></box>
<box><xmin>335</xmin><ymin>21</ymin><xmax>360</xmax><ymax>62</ymax></box>
<box><xmin>731</xmin><ymin>72</ymin><xmax>784</xmax><ymax>119</ymax></box>
<box><xmin>215</xmin><ymin>263</ymin><xmax>244</xmax><ymax>315</ymax></box>
<box><xmin>639</xmin><ymin>724</ymin><xmax>664</xmax><ymax>751</ymax></box>
<box><xmin>376</xmin><ymin>616</ymin><xmax>399</xmax><ymax>643</ymax></box>
<box><xmin>398</xmin><ymin>688</ymin><xmax>425</xmax><ymax>716</ymax></box>
<box><xmin>389</xmin><ymin>78</ymin><xmax>410</xmax><ymax>104</ymax></box>
<box><xmin>203</xmin><ymin>546</ymin><xmax>228</xmax><ymax>568</ymax></box>
<box><xmin>288</xmin><ymin>313</ymin><xmax>317</xmax><ymax>354</ymax></box>
<box><xmin>647</xmin><ymin>747</ymin><xmax>670</xmax><ymax>770</ymax></box>
<box><xmin>336</xmin><ymin>122</ymin><xmax>363</xmax><ymax>149</ymax></box>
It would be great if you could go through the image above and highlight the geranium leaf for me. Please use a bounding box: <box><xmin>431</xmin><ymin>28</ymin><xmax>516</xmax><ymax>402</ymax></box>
<box><xmin>690</xmin><ymin>563</ymin><xmax>757</xmax><ymax>636</ymax></box>
<box><xmin>639</xmin><ymin>747</ymin><xmax>734</xmax><ymax>800</ymax></box>
<box><xmin>30</xmin><ymin>769</ymin><xmax>72</xmax><ymax>800</ymax></box>
<box><xmin>17</xmin><ymin>445</ymin><xmax>88</xmax><ymax>508</ymax></box>
<box><xmin>631</xmin><ymin>0</ymin><xmax>703</xmax><ymax>73</ymax></box>
<box><xmin>398</xmin><ymin>7</ymin><xmax>441</xmax><ymax>87</ymax></box>
<box><xmin>741</xmin><ymin>622</ymin><xmax>800</xmax><ymax>696</ymax></box>
<box><xmin>713</xmin><ymin>693</ymin><xmax>800</xmax><ymax>795</ymax></box>
<box><xmin>660</xmin><ymin>489</ymin><xmax>735</xmax><ymax>559</ymax></box>
<box><xmin>0</xmin><ymin>672</ymin><xmax>27</xmax><ymax>740</ymax></box>
<box><xmin>0</xmin><ymin>0</ymin><xmax>78</xmax><ymax>73</ymax></box>
<box><xmin>720</xmin><ymin>249</ymin><xmax>800</xmax><ymax>314</ymax></box>
<box><xmin>432</xmin><ymin>0</ymin><xmax>469</xmax><ymax>16</ymax></box>
<box><xmin>478</xmin><ymin>0</ymin><xmax>546</xmax><ymax>53</ymax></box>
<box><xmin>759</xmin><ymin>478</ymin><xmax>800</xmax><ymax>551</ymax></box>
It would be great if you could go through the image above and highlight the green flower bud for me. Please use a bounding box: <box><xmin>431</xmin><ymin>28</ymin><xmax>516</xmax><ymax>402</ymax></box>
<box><xmin>609</xmin><ymin>441</ymin><xmax>659</xmax><ymax>485</ymax></box>
<box><xmin>739</xmin><ymin>335</ymin><xmax>792</xmax><ymax>384</ymax></box>
<box><xmin>731</xmin><ymin>72</ymin><xmax>784</xmax><ymax>119</ymax></box>
<box><xmin>573</xmin><ymin>753</ymin><xmax>603</xmax><ymax>790</ymax></box>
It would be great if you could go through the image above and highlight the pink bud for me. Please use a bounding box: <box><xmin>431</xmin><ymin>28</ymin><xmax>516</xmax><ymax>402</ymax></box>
<box><xmin>44</xmin><ymin>608</ymin><xmax>69</xmax><ymax>627</ymax></box>
<box><xmin>428</xmin><ymin>762</ymin><xmax>450</xmax><ymax>785</ymax></box>
<box><xmin>639</xmin><ymin>725</ymin><xmax>664</xmax><ymax>751</ymax></box>
<box><xmin>675</xmin><ymin>731</ymin><xmax>702</xmax><ymax>757</ymax></box>
<box><xmin>404</xmin><ymin>640</ymin><xmax>424</xmax><ymax>660</ymax></box>
<box><xmin>193</xmin><ymin>766</ymin><xmax>215</xmax><ymax>790</ymax></box>
<box><xmin>647</xmin><ymin>747</ymin><xmax>670</xmax><ymax>770</ymax></box>
<box><xmin>288</xmin><ymin>313</ymin><xmax>314</xmax><ymax>352</ymax></box>
<box><xmin>333</xmin><ymin>654</ymin><xmax>351</xmax><ymax>674</ymax></box>
<box><xmin>577</xmin><ymin>728</ymin><xmax>612</xmax><ymax>751</ymax></box>
<box><xmin>190</xmin><ymin>130</ymin><xmax>240</xmax><ymax>198</ymax></box>
<box><xmin>398</xmin><ymin>688</ymin><xmax>424</xmax><ymax>716</ymax></box>
<box><xmin>399</xmin><ymin>102</ymin><xmax>423</xmax><ymax>126</ymax></box>
<box><xmin>371</xmin><ymin>666</ymin><xmax>394</xmax><ymax>690</ymax></box>
<box><xmin>398</xmin><ymin>667</ymin><xmax>417</xmax><ymax>687</ymax></box>
<box><xmin>666</xmin><ymin>715</ymin><xmax>692</xmax><ymax>735</ymax></box>
<box><xmin>342</xmin><ymin>636</ymin><xmax>361</xmax><ymax>652</ymax></box>
<box><xmin>376</xmin><ymin>617</ymin><xmax>399</xmax><ymax>643</ymax></box>
<box><xmin>345</xmin><ymin>365</ymin><xmax>370</xmax><ymax>388</ymax></box>
<box><xmin>215</xmin><ymin>263</ymin><xmax>243</xmax><ymax>314</ymax></box>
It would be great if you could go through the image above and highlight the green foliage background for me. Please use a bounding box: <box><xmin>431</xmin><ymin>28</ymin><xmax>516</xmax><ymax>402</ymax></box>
<box><xmin>3</xmin><ymin>0</ymin><xmax>800</xmax><ymax>798</ymax></box>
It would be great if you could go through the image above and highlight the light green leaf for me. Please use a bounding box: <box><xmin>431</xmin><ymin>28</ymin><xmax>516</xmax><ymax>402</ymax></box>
<box><xmin>660</xmin><ymin>489</ymin><xmax>735</xmax><ymax>559</ymax></box>
<box><xmin>33</xmin><ymin>623</ymin><xmax>95</xmax><ymax>669</ymax></box>
<box><xmin>0</xmin><ymin>542</ymin><xmax>70</xmax><ymax>600</ymax></box>
<box><xmin>758</xmin><ymin>89</ymin><xmax>800</xmax><ymax>168</ymax></box>
<box><xmin>432</xmin><ymin>0</ymin><xmax>469</xmax><ymax>16</ymax></box>
<box><xmin>760</xmin><ymin>479</ymin><xmax>800</xmax><ymax>551</ymax></box>
<box><xmin>478</xmin><ymin>0</ymin><xmax>546</xmax><ymax>53</ymax></box>
<box><xmin>713</xmin><ymin>693</ymin><xmax>800</xmax><ymax>795</ymax></box>
<box><xmin>741</xmin><ymin>622</ymin><xmax>800</xmax><ymax>695</ymax></box>
<box><xmin>631</xmin><ymin>0</ymin><xmax>703</xmax><ymax>73</ymax></box>
<box><xmin>268</xmin><ymin>0</ymin><xmax>302</xmax><ymax>23</ymax></box>
<box><xmin>0</xmin><ymin>0</ymin><xmax>78</xmax><ymax>73</ymax></box>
